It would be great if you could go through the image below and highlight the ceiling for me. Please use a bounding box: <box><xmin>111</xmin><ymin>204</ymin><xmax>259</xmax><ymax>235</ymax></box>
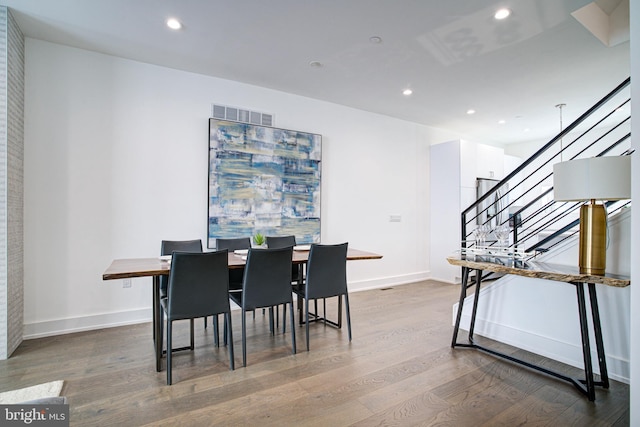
<box><xmin>2</xmin><ymin>0</ymin><xmax>630</xmax><ymax>145</ymax></box>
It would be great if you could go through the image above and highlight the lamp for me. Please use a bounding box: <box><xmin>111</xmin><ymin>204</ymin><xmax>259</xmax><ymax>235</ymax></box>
<box><xmin>553</xmin><ymin>156</ymin><xmax>631</xmax><ymax>275</ymax></box>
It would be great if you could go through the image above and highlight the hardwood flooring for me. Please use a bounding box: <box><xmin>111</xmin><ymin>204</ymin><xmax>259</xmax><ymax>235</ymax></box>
<box><xmin>0</xmin><ymin>281</ymin><xmax>629</xmax><ymax>426</ymax></box>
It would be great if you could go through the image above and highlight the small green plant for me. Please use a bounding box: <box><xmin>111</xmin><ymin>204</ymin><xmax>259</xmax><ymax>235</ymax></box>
<box><xmin>252</xmin><ymin>232</ymin><xmax>265</xmax><ymax>247</ymax></box>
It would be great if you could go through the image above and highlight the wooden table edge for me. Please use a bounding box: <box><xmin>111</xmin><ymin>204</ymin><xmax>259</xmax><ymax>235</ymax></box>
<box><xmin>103</xmin><ymin>250</ymin><xmax>383</xmax><ymax>281</ymax></box>
<box><xmin>446</xmin><ymin>256</ymin><xmax>630</xmax><ymax>288</ymax></box>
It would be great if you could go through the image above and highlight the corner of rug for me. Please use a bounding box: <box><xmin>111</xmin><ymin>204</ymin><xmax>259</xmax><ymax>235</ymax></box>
<box><xmin>0</xmin><ymin>380</ymin><xmax>65</xmax><ymax>404</ymax></box>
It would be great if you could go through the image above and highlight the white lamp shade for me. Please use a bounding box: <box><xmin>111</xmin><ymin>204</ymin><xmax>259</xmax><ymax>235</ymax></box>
<box><xmin>553</xmin><ymin>156</ymin><xmax>631</xmax><ymax>201</ymax></box>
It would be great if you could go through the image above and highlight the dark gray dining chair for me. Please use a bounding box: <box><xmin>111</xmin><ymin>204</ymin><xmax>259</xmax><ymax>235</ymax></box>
<box><xmin>266</xmin><ymin>235</ymin><xmax>303</xmax><ymax>284</ymax></box>
<box><xmin>217</xmin><ymin>237</ymin><xmax>251</xmax><ymax>292</ymax></box>
<box><xmin>216</xmin><ymin>237</ymin><xmax>251</xmax><ymax>342</ymax></box>
<box><xmin>217</xmin><ymin>237</ymin><xmax>252</xmax><ymax>251</ymax></box>
<box><xmin>160</xmin><ymin>239</ymin><xmax>203</xmax><ymax>298</ymax></box>
<box><xmin>265</xmin><ymin>235</ymin><xmax>302</xmax><ymax>328</ymax></box>
<box><xmin>265</xmin><ymin>235</ymin><xmax>296</xmax><ymax>249</ymax></box>
<box><xmin>229</xmin><ymin>247</ymin><xmax>296</xmax><ymax>367</ymax></box>
<box><xmin>159</xmin><ymin>240</ymin><xmax>204</xmax><ymax>349</ymax></box>
<box><xmin>295</xmin><ymin>242</ymin><xmax>351</xmax><ymax>351</ymax></box>
<box><xmin>161</xmin><ymin>250</ymin><xmax>234</xmax><ymax>385</ymax></box>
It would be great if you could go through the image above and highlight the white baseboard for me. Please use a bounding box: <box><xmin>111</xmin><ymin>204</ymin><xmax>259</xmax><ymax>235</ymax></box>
<box><xmin>23</xmin><ymin>308</ymin><xmax>153</xmax><ymax>339</ymax></box>
<box><xmin>453</xmin><ymin>282</ymin><xmax>630</xmax><ymax>384</ymax></box>
<box><xmin>348</xmin><ymin>271</ymin><xmax>430</xmax><ymax>292</ymax></box>
<box><xmin>23</xmin><ymin>272</ymin><xmax>431</xmax><ymax>339</ymax></box>
<box><xmin>428</xmin><ymin>276</ymin><xmax>458</xmax><ymax>285</ymax></box>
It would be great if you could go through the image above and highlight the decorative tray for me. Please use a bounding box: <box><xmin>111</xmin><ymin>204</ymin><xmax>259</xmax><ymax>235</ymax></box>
<box><xmin>459</xmin><ymin>246</ymin><xmax>532</xmax><ymax>259</ymax></box>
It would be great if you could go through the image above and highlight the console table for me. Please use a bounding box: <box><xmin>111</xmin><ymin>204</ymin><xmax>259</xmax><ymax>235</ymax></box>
<box><xmin>447</xmin><ymin>254</ymin><xmax>630</xmax><ymax>401</ymax></box>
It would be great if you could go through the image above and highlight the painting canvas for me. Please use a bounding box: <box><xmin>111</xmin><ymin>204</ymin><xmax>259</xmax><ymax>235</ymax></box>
<box><xmin>208</xmin><ymin>119</ymin><xmax>322</xmax><ymax>248</ymax></box>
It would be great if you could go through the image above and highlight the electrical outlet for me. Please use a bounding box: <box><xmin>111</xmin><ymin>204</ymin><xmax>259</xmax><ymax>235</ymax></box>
<box><xmin>123</xmin><ymin>278</ymin><xmax>132</xmax><ymax>288</ymax></box>
<box><xmin>389</xmin><ymin>215</ymin><xmax>402</xmax><ymax>222</ymax></box>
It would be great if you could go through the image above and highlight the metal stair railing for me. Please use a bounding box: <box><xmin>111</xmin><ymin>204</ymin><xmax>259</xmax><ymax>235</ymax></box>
<box><xmin>460</xmin><ymin>77</ymin><xmax>631</xmax><ymax>260</ymax></box>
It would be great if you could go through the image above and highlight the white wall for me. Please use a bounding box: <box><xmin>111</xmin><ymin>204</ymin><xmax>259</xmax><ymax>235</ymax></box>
<box><xmin>630</xmin><ymin>0</ymin><xmax>639</xmax><ymax>422</ymax></box>
<box><xmin>22</xmin><ymin>39</ymin><xmax>459</xmax><ymax>337</ymax></box>
<box><xmin>429</xmin><ymin>140</ymin><xmax>507</xmax><ymax>284</ymax></box>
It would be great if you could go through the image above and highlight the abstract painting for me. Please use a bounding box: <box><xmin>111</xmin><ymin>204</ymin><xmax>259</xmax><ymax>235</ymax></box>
<box><xmin>208</xmin><ymin>119</ymin><xmax>322</xmax><ymax>248</ymax></box>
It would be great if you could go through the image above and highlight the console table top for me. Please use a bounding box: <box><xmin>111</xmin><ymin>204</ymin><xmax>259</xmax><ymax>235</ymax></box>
<box><xmin>447</xmin><ymin>255</ymin><xmax>630</xmax><ymax>288</ymax></box>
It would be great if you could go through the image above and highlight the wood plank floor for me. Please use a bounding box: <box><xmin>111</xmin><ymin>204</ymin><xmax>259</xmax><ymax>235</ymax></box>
<box><xmin>0</xmin><ymin>281</ymin><xmax>629</xmax><ymax>426</ymax></box>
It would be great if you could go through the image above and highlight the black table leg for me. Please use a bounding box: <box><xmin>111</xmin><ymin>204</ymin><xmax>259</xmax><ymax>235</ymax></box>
<box><xmin>451</xmin><ymin>267</ymin><xmax>470</xmax><ymax>347</ymax></box>
<box><xmin>588</xmin><ymin>282</ymin><xmax>609</xmax><ymax>389</ymax></box>
<box><xmin>468</xmin><ymin>270</ymin><xmax>483</xmax><ymax>342</ymax></box>
<box><xmin>576</xmin><ymin>282</ymin><xmax>596</xmax><ymax>401</ymax></box>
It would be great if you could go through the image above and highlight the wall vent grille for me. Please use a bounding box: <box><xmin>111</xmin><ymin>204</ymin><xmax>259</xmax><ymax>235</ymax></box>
<box><xmin>211</xmin><ymin>104</ymin><xmax>274</xmax><ymax>127</ymax></box>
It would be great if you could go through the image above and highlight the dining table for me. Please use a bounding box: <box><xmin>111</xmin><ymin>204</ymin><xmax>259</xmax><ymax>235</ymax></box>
<box><xmin>103</xmin><ymin>247</ymin><xmax>383</xmax><ymax>371</ymax></box>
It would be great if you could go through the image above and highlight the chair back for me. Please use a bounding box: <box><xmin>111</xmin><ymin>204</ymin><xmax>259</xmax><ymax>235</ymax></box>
<box><xmin>266</xmin><ymin>235</ymin><xmax>296</xmax><ymax>249</ymax></box>
<box><xmin>216</xmin><ymin>237</ymin><xmax>251</xmax><ymax>290</ymax></box>
<box><xmin>217</xmin><ymin>237</ymin><xmax>251</xmax><ymax>251</ymax></box>
<box><xmin>242</xmin><ymin>247</ymin><xmax>293</xmax><ymax>310</ymax></box>
<box><xmin>166</xmin><ymin>250</ymin><xmax>230</xmax><ymax>321</ymax></box>
<box><xmin>305</xmin><ymin>243</ymin><xmax>349</xmax><ymax>299</ymax></box>
<box><xmin>266</xmin><ymin>235</ymin><xmax>302</xmax><ymax>281</ymax></box>
<box><xmin>161</xmin><ymin>239</ymin><xmax>203</xmax><ymax>254</ymax></box>
<box><xmin>160</xmin><ymin>239</ymin><xmax>203</xmax><ymax>296</ymax></box>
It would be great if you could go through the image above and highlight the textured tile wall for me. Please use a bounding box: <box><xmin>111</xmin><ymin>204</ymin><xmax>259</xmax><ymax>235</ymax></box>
<box><xmin>0</xmin><ymin>6</ymin><xmax>25</xmax><ymax>359</ymax></box>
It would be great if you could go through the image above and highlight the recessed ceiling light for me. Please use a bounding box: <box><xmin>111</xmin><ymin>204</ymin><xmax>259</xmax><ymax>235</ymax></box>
<box><xmin>369</xmin><ymin>36</ymin><xmax>383</xmax><ymax>44</ymax></box>
<box><xmin>309</xmin><ymin>61</ymin><xmax>323</xmax><ymax>68</ymax></box>
<box><xmin>494</xmin><ymin>8</ymin><xmax>511</xmax><ymax>20</ymax></box>
<box><xmin>466</xmin><ymin>109</ymin><xmax>476</xmax><ymax>115</ymax></box>
<box><xmin>166</xmin><ymin>18</ymin><xmax>182</xmax><ymax>30</ymax></box>
<box><xmin>402</xmin><ymin>88</ymin><xmax>413</xmax><ymax>96</ymax></box>
<box><xmin>498</xmin><ymin>119</ymin><xmax>506</xmax><ymax>125</ymax></box>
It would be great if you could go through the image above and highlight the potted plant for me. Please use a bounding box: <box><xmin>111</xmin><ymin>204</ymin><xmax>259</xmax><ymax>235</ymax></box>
<box><xmin>252</xmin><ymin>232</ymin><xmax>265</xmax><ymax>247</ymax></box>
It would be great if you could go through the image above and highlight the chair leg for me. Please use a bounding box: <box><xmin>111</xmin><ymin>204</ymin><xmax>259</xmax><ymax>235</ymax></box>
<box><xmin>190</xmin><ymin>319</ymin><xmax>195</xmax><ymax>350</ymax></box>
<box><xmin>298</xmin><ymin>294</ymin><xmax>304</xmax><ymax>325</ymax></box>
<box><xmin>323</xmin><ymin>298</ymin><xmax>327</xmax><ymax>325</ymax></box>
<box><xmin>289</xmin><ymin>302</ymin><xmax>296</xmax><ymax>355</ymax></box>
<box><xmin>282</xmin><ymin>303</ymin><xmax>287</xmax><ymax>334</ymax></box>
<box><xmin>223</xmin><ymin>315</ymin><xmax>228</xmax><ymax>346</ymax></box>
<box><xmin>204</xmin><ymin>316</ymin><xmax>208</xmax><ymax>329</ymax></box>
<box><xmin>167</xmin><ymin>320</ymin><xmax>173</xmax><ymax>385</ymax></box>
<box><xmin>337</xmin><ymin>295</ymin><xmax>343</xmax><ymax>328</ymax></box>
<box><xmin>213</xmin><ymin>315</ymin><xmax>220</xmax><ymax>347</ymax></box>
<box><xmin>226</xmin><ymin>312</ymin><xmax>235</xmax><ymax>370</ymax></box>
<box><xmin>344</xmin><ymin>293</ymin><xmax>352</xmax><ymax>342</ymax></box>
<box><xmin>242</xmin><ymin>310</ymin><xmax>247</xmax><ymax>367</ymax></box>
<box><xmin>268</xmin><ymin>307</ymin><xmax>275</xmax><ymax>335</ymax></box>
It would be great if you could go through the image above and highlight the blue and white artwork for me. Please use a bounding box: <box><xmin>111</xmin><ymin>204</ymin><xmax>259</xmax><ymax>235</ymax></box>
<box><xmin>208</xmin><ymin>119</ymin><xmax>322</xmax><ymax>248</ymax></box>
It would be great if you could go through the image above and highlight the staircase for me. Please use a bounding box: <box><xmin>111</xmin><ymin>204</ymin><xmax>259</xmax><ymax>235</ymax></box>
<box><xmin>461</xmin><ymin>77</ymin><xmax>631</xmax><ymax>260</ymax></box>
<box><xmin>453</xmin><ymin>78</ymin><xmax>632</xmax><ymax>382</ymax></box>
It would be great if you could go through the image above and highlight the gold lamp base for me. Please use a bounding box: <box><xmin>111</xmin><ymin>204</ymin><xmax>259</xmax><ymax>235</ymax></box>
<box><xmin>578</xmin><ymin>202</ymin><xmax>607</xmax><ymax>275</ymax></box>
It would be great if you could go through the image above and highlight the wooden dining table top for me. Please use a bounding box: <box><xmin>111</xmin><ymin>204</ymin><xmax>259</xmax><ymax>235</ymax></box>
<box><xmin>103</xmin><ymin>247</ymin><xmax>383</xmax><ymax>281</ymax></box>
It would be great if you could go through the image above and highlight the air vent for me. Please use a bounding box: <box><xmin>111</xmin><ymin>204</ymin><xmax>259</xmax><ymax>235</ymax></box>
<box><xmin>211</xmin><ymin>104</ymin><xmax>275</xmax><ymax>127</ymax></box>
<box><xmin>261</xmin><ymin>114</ymin><xmax>273</xmax><ymax>126</ymax></box>
<box><xmin>226</xmin><ymin>107</ymin><xmax>238</xmax><ymax>121</ymax></box>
